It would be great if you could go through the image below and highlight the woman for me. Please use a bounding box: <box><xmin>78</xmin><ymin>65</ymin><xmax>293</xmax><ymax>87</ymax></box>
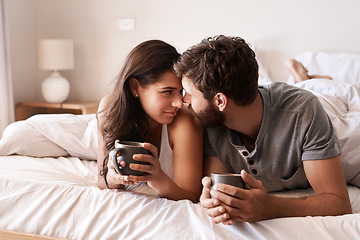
<box><xmin>97</xmin><ymin>40</ymin><xmax>203</xmax><ymax>202</ymax></box>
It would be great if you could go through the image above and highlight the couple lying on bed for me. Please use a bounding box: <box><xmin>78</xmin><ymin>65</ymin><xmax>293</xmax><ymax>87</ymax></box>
<box><xmin>96</xmin><ymin>35</ymin><xmax>353</xmax><ymax>224</ymax></box>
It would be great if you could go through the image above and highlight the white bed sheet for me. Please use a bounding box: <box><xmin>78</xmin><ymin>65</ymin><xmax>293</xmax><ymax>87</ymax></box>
<box><xmin>1</xmin><ymin>155</ymin><xmax>359</xmax><ymax>240</ymax></box>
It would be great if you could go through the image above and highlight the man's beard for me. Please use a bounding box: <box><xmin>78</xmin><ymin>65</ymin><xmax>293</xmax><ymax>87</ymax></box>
<box><xmin>193</xmin><ymin>103</ymin><xmax>225</xmax><ymax>128</ymax></box>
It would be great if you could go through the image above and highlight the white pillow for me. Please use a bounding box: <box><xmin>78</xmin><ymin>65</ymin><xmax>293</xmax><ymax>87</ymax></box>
<box><xmin>288</xmin><ymin>51</ymin><xmax>360</xmax><ymax>85</ymax></box>
<box><xmin>257</xmin><ymin>57</ymin><xmax>273</xmax><ymax>85</ymax></box>
<box><xmin>0</xmin><ymin>120</ymin><xmax>68</xmax><ymax>157</ymax></box>
<box><xmin>251</xmin><ymin>44</ymin><xmax>273</xmax><ymax>85</ymax></box>
<box><xmin>0</xmin><ymin>114</ymin><xmax>98</xmax><ymax>160</ymax></box>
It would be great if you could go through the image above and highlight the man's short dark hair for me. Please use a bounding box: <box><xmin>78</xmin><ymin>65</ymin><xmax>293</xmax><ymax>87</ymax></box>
<box><xmin>175</xmin><ymin>35</ymin><xmax>259</xmax><ymax>106</ymax></box>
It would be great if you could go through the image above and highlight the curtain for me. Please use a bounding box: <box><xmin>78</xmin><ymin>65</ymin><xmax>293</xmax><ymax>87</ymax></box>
<box><xmin>0</xmin><ymin>0</ymin><xmax>14</xmax><ymax>138</ymax></box>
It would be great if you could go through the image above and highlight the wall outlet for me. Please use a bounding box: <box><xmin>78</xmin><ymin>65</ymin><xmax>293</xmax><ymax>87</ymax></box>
<box><xmin>117</xmin><ymin>18</ymin><xmax>135</xmax><ymax>31</ymax></box>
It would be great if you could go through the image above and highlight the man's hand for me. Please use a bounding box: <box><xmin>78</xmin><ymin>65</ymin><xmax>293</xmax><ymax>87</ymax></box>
<box><xmin>200</xmin><ymin>170</ymin><xmax>271</xmax><ymax>224</ymax></box>
<box><xmin>200</xmin><ymin>176</ymin><xmax>231</xmax><ymax>224</ymax></box>
<box><xmin>200</xmin><ymin>177</ymin><xmax>229</xmax><ymax>223</ymax></box>
<box><xmin>200</xmin><ymin>156</ymin><xmax>351</xmax><ymax>225</ymax></box>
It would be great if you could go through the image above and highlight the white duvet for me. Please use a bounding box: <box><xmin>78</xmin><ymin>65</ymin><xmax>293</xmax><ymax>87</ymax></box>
<box><xmin>0</xmin><ymin>155</ymin><xmax>359</xmax><ymax>240</ymax></box>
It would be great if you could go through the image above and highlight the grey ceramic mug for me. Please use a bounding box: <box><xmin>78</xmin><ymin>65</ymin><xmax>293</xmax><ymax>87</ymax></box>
<box><xmin>111</xmin><ymin>140</ymin><xmax>151</xmax><ymax>176</ymax></box>
<box><xmin>211</xmin><ymin>173</ymin><xmax>246</xmax><ymax>189</ymax></box>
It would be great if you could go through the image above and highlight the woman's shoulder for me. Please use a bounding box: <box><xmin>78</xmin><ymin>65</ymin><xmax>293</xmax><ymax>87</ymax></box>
<box><xmin>167</xmin><ymin>107</ymin><xmax>202</xmax><ymax>154</ymax></box>
<box><xmin>98</xmin><ymin>94</ymin><xmax>112</xmax><ymax>111</ymax></box>
<box><xmin>97</xmin><ymin>94</ymin><xmax>112</xmax><ymax>124</ymax></box>
<box><xmin>168</xmin><ymin>107</ymin><xmax>201</xmax><ymax>134</ymax></box>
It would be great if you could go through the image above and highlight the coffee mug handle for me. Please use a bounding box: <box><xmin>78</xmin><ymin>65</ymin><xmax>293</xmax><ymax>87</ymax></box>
<box><xmin>111</xmin><ymin>147</ymin><xmax>127</xmax><ymax>175</ymax></box>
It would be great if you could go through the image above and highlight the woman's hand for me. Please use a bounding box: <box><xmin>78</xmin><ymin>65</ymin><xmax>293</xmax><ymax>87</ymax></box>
<box><xmin>126</xmin><ymin>142</ymin><xmax>167</xmax><ymax>189</ymax></box>
<box><xmin>106</xmin><ymin>151</ymin><xmax>139</xmax><ymax>188</ymax></box>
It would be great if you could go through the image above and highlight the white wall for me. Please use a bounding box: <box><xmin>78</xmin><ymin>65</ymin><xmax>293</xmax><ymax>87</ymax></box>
<box><xmin>7</xmin><ymin>0</ymin><xmax>36</xmax><ymax>103</ymax></box>
<box><xmin>7</xmin><ymin>0</ymin><xmax>360</xmax><ymax>103</ymax></box>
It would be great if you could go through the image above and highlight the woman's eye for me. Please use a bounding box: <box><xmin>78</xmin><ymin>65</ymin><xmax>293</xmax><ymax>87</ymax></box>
<box><xmin>163</xmin><ymin>90</ymin><xmax>172</xmax><ymax>95</ymax></box>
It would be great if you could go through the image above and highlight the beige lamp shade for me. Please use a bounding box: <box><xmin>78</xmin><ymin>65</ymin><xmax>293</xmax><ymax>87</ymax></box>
<box><xmin>36</xmin><ymin>39</ymin><xmax>74</xmax><ymax>70</ymax></box>
<box><xmin>36</xmin><ymin>39</ymin><xmax>74</xmax><ymax>103</ymax></box>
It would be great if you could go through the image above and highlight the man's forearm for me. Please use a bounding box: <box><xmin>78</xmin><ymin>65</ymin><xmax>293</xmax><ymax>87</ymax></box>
<box><xmin>267</xmin><ymin>193</ymin><xmax>352</xmax><ymax>219</ymax></box>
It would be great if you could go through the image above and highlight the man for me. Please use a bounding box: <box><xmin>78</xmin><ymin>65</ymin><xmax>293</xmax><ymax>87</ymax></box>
<box><xmin>174</xmin><ymin>35</ymin><xmax>351</xmax><ymax>224</ymax></box>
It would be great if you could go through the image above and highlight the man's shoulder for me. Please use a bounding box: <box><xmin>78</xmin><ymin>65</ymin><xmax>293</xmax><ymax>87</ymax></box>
<box><xmin>265</xmin><ymin>82</ymin><xmax>316</xmax><ymax>97</ymax></box>
<box><xmin>205</xmin><ymin>125</ymin><xmax>229</xmax><ymax>137</ymax></box>
<box><xmin>261</xmin><ymin>82</ymin><xmax>318</xmax><ymax>111</ymax></box>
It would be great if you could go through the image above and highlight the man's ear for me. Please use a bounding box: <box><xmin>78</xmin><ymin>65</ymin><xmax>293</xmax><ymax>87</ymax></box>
<box><xmin>212</xmin><ymin>92</ymin><xmax>227</xmax><ymax>112</ymax></box>
<box><xmin>129</xmin><ymin>78</ymin><xmax>140</xmax><ymax>97</ymax></box>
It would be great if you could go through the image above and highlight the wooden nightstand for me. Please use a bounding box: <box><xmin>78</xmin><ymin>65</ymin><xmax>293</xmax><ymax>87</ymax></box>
<box><xmin>15</xmin><ymin>101</ymin><xmax>99</xmax><ymax>121</ymax></box>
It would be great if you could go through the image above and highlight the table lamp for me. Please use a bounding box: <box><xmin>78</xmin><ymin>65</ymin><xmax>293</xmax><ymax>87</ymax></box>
<box><xmin>36</xmin><ymin>39</ymin><xmax>74</xmax><ymax>103</ymax></box>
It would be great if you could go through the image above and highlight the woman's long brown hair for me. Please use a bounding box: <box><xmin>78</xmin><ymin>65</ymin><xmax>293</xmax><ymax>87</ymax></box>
<box><xmin>98</xmin><ymin>40</ymin><xmax>180</xmax><ymax>154</ymax></box>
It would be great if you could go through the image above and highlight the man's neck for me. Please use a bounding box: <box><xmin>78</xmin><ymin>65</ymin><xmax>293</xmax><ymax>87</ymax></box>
<box><xmin>223</xmin><ymin>93</ymin><xmax>263</xmax><ymax>141</ymax></box>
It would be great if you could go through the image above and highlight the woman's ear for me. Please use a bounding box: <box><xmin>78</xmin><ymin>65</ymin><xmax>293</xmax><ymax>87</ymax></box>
<box><xmin>212</xmin><ymin>92</ymin><xmax>227</xmax><ymax>112</ymax></box>
<box><xmin>129</xmin><ymin>78</ymin><xmax>140</xmax><ymax>97</ymax></box>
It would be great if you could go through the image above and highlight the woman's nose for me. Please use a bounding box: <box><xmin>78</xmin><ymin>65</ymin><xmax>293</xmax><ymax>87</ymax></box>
<box><xmin>173</xmin><ymin>93</ymin><xmax>184</xmax><ymax>108</ymax></box>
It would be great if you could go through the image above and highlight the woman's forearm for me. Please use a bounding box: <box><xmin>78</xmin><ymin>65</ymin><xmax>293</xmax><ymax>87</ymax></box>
<box><xmin>150</xmin><ymin>173</ymin><xmax>199</xmax><ymax>202</ymax></box>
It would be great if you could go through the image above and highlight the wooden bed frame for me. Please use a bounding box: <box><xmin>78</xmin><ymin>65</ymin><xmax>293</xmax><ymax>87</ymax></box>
<box><xmin>0</xmin><ymin>229</ymin><xmax>65</xmax><ymax>240</ymax></box>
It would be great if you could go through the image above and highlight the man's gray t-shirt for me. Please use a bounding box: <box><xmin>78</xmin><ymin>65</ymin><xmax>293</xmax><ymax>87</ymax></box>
<box><xmin>204</xmin><ymin>82</ymin><xmax>341</xmax><ymax>192</ymax></box>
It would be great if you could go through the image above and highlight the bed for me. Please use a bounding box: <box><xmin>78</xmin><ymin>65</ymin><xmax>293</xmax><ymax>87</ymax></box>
<box><xmin>1</xmin><ymin>52</ymin><xmax>360</xmax><ymax>240</ymax></box>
